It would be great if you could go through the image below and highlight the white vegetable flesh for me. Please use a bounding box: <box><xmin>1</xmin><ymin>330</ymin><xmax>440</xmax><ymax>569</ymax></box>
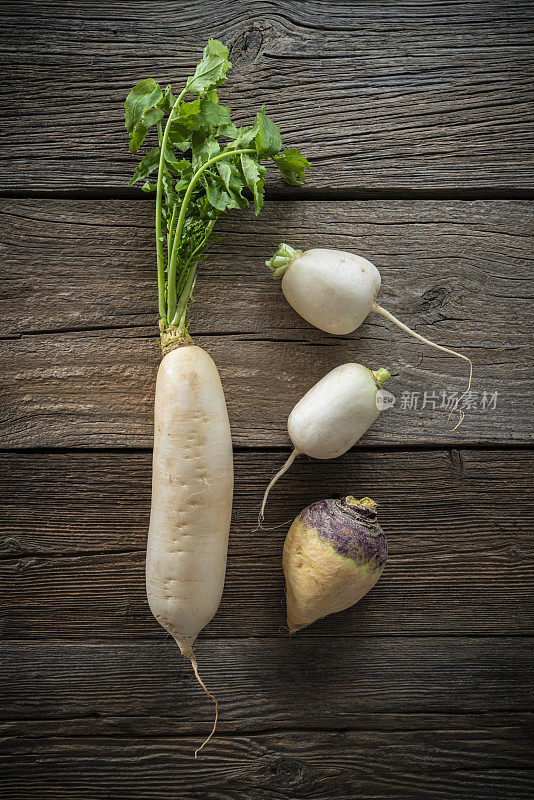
<box><xmin>282</xmin><ymin>248</ymin><xmax>381</xmax><ymax>335</ymax></box>
<box><xmin>146</xmin><ymin>345</ymin><xmax>233</xmax><ymax>658</ymax></box>
<box><xmin>288</xmin><ymin>363</ymin><xmax>381</xmax><ymax>459</ymax></box>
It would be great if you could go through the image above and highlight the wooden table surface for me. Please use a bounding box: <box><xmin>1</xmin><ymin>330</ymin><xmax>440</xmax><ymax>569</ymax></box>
<box><xmin>1</xmin><ymin>2</ymin><xmax>533</xmax><ymax>798</ymax></box>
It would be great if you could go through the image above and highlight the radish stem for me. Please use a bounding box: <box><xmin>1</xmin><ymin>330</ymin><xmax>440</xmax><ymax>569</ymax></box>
<box><xmin>166</xmin><ymin>148</ymin><xmax>256</xmax><ymax>322</ymax></box>
<box><xmin>155</xmin><ymin>87</ymin><xmax>188</xmax><ymax>322</ymax></box>
<box><xmin>167</xmin><ymin>203</ymin><xmax>177</xmax><ymax>268</ymax></box>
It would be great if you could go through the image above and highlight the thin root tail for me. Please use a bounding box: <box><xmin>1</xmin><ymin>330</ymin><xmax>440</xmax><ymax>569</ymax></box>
<box><xmin>258</xmin><ymin>448</ymin><xmax>299</xmax><ymax>527</ymax></box>
<box><xmin>185</xmin><ymin>651</ymin><xmax>218</xmax><ymax>758</ymax></box>
<box><xmin>373</xmin><ymin>303</ymin><xmax>472</xmax><ymax>430</ymax></box>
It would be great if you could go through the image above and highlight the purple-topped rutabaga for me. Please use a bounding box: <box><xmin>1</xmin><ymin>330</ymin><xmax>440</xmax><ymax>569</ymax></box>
<box><xmin>299</xmin><ymin>496</ymin><xmax>387</xmax><ymax>569</ymax></box>
<box><xmin>283</xmin><ymin>496</ymin><xmax>387</xmax><ymax>632</ymax></box>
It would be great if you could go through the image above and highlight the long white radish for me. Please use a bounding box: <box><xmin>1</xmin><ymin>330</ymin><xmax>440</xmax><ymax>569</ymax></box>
<box><xmin>147</xmin><ymin>345</ymin><xmax>233</xmax><ymax>753</ymax></box>
<box><xmin>260</xmin><ymin>364</ymin><xmax>390</xmax><ymax>520</ymax></box>
<box><xmin>267</xmin><ymin>245</ymin><xmax>472</xmax><ymax>428</ymax></box>
<box><xmin>125</xmin><ymin>40</ymin><xmax>309</xmax><ymax>756</ymax></box>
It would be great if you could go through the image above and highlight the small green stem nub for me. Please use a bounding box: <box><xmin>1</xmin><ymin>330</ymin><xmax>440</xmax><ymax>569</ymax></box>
<box><xmin>266</xmin><ymin>243</ymin><xmax>302</xmax><ymax>279</ymax></box>
<box><xmin>345</xmin><ymin>496</ymin><xmax>378</xmax><ymax>514</ymax></box>
<box><xmin>159</xmin><ymin>320</ymin><xmax>192</xmax><ymax>355</ymax></box>
<box><xmin>371</xmin><ymin>368</ymin><xmax>390</xmax><ymax>389</ymax></box>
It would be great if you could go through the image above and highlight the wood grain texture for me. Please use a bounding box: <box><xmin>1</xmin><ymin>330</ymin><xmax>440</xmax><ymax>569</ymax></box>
<box><xmin>1</xmin><ymin>728</ymin><xmax>533</xmax><ymax>800</ymax></box>
<box><xmin>1</xmin><ymin>199</ymin><xmax>532</xmax><ymax>448</ymax></box>
<box><xmin>0</xmin><ymin>1</ymin><xmax>533</xmax><ymax>193</ymax></box>
<box><xmin>1</xmin><ymin>449</ymin><xmax>532</xmax><ymax>640</ymax></box>
<box><xmin>2</xmin><ymin>448</ymin><xmax>531</xmax><ymax>558</ymax></box>
<box><xmin>1</xmin><ymin>638</ymin><xmax>532</xmax><ymax>726</ymax></box>
<box><xmin>0</xmin><ymin>710</ymin><xmax>530</xmax><ymax>738</ymax></box>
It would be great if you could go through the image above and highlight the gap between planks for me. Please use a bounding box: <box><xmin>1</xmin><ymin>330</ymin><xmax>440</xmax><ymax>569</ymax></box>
<box><xmin>1</xmin><ymin>189</ymin><xmax>534</xmax><ymax>201</ymax></box>
<box><xmin>0</xmin><ymin>443</ymin><xmax>531</xmax><ymax>454</ymax></box>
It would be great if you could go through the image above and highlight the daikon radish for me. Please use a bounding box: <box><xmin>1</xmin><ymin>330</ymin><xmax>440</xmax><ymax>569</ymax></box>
<box><xmin>125</xmin><ymin>39</ymin><xmax>309</xmax><ymax>755</ymax></box>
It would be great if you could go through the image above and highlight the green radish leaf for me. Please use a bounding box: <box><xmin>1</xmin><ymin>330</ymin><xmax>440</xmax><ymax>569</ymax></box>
<box><xmin>172</xmin><ymin>96</ymin><xmax>232</xmax><ymax>133</ymax></box>
<box><xmin>128</xmin><ymin>147</ymin><xmax>192</xmax><ymax>185</ymax></box>
<box><xmin>252</xmin><ymin>177</ymin><xmax>265</xmax><ymax>215</ymax></box>
<box><xmin>158</xmin><ymin>84</ymin><xmax>177</xmax><ymax>114</ymax></box>
<box><xmin>173</xmin><ymin>158</ymin><xmax>194</xmax><ymax>192</ymax></box>
<box><xmin>218</xmin><ymin>122</ymin><xmax>240</xmax><ymax>139</ymax></box>
<box><xmin>203</xmin><ymin>173</ymin><xmax>232</xmax><ymax>211</ymax></box>
<box><xmin>192</xmin><ymin>131</ymin><xmax>220</xmax><ymax>169</ymax></box>
<box><xmin>216</xmin><ymin>158</ymin><xmax>243</xmax><ymax>192</ymax></box>
<box><xmin>196</xmin><ymin>97</ymin><xmax>232</xmax><ymax>128</ymax></box>
<box><xmin>185</xmin><ymin>39</ymin><xmax>232</xmax><ymax>96</ymax></box>
<box><xmin>124</xmin><ymin>79</ymin><xmax>164</xmax><ymax>152</ymax></box>
<box><xmin>273</xmin><ymin>148</ymin><xmax>311</xmax><ymax>186</ymax></box>
<box><xmin>161</xmin><ymin>168</ymin><xmax>179</xmax><ymax>204</ymax></box>
<box><xmin>128</xmin><ymin>147</ymin><xmax>161</xmax><ymax>185</ymax></box>
<box><xmin>253</xmin><ymin>106</ymin><xmax>282</xmax><ymax>157</ymax></box>
<box><xmin>164</xmin><ymin>151</ymin><xmax>191</xmax><ymax>174</ymax></box>
<box><xmin>167</xmin><ymin>127</ymin><xmax>194</xmax><ymax>151</ymax></box>
<box><xmin>174</xmin><ymin>98</ymin><xmax>202</xmax><ymax>124</ymax></box>
<box><xmin>215</xmin><ymin>158</ymin><xmax>231</xmax><ymax>189</ymax></box>
<box><xmin>236</xmin><ymin>125</ymin><xmax>258</xmax><ymax>147</ymax></box>
<box><xmin>204</xmin><ymin>171</ymin><xmax>248</xmax><ymax>212</ymax></box>
<box><xmin>225</xmin><ymin>173</ymin><xmax>249</xmax><ymax>210</ymax></box>
<box><xmin>174</xmin><ymin>176</ymin><xmax>193</xmax><ymax>193</ymax></box>
<box><xmin>240</xmin><ymin>153</ymin><xmax>267</xmax><ymax>215</ymax></box>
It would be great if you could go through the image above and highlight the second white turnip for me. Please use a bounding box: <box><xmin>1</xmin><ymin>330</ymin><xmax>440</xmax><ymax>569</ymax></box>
<box><xmin>260</xmin><ymin>363</ymin><xmax>390</xmax><ymax>519</ymax></box>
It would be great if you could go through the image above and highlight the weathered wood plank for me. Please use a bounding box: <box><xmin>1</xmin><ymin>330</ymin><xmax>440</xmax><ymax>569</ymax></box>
<box><xmin>0</xmin><ymin>199</ymin><xmax>531</xmax><ymax>447</ymax></box>
<box><xmin>1</xmin><ymin>1</ymin><xmax>532</xmax><ymax>192</ymax></box>
<box><xmin>0</xmin><ymin>710</ymin><xmax>529</xmax><ymax>738</ymax></box>
<box><xmin>2</xmin><ymin>199</ymin><xmax>532</xmax><ymax>336</ymax></box>
<box><xmin>2</xmin><ymin>449</ymin><xmax>531</xmax><ymax>558</ymax></box>
<box><xmin>2</xmin><ymin>542</ymin><xmax>530</xmax><ymax>640</ymax></box>
<box><xmin>1</xmin><ymin>728</ymin><xmax>532</xmax><ymax>800</ymax></box>
<box><xmin>1</xmin><ymin>639</ymin><xmax>531</xmax><ymax>729</ymax></box>
<box><xmin>0</xmin><ymin>449</ymin><xmax>532</xmax><ymax>639</ymax></box>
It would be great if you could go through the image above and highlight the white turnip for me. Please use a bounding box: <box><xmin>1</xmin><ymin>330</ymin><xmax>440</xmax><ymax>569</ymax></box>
<box><xmin>283</xmin><ymin>496</ymin><xmax>387</xmax><ymax>632</ymax></box>
<box><xmin>260</xmin><ymin>364</ymin><xmax>390</xmax><ymax>519</ymax></box>
<box><xmin>267</xmin><ymin>244</ymin><xmax>472</xmax><ymax>427</ymax></box>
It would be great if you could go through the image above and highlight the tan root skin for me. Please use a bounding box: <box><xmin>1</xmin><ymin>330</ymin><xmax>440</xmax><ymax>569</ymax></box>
<box><xmin>146</xmin><ymin>345</ymin><xmax>233</xmax><ymax>655</ymax></box>
<box><xmin>283</xmin><ymin>516</ymin><xmax>384</xmax><ymax>632</ymax></box>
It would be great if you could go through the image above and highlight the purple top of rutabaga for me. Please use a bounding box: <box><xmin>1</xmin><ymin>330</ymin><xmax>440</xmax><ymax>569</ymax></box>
<box><xmin>300</xmin><ymin>496</ymin><xmax>387</xmax><ymax>570</ymax></box>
